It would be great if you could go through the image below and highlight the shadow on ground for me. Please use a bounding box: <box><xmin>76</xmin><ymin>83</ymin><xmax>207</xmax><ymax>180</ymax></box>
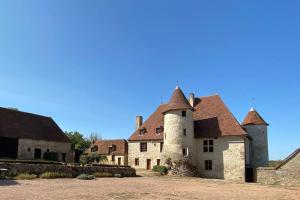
<box><xmin>0</xmin><ymin>179</ymin><xmax>19</xmax><ymax>186</ymax></box>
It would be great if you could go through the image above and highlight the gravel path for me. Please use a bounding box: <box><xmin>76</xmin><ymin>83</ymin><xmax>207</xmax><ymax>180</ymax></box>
<box><xmin>0</xmin><ymin>177</ymin><xmax>299</xmax><ymax>200</ymax></box>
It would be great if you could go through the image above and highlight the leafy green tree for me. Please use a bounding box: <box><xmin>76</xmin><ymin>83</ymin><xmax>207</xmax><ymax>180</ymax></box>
<box><xmin>80</xmin><ymin>153</ymin><xmax>107</xmax><ymax>165</ymax></box>
<box><xmin>65</xmin><ymin>131</ymin><xmax>91</xmax><ymax>151</ymax></box>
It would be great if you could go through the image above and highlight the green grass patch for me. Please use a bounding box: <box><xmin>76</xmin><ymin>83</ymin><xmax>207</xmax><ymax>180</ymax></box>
<box><xmin>15</xmin><ymin>173</ymin><xmax>38</xmax><ymax>180</ymax></box>
<box><xmin>40</xmin><ymin>172</ymin><xmax>73</xmax><ymax>179</ymax></box>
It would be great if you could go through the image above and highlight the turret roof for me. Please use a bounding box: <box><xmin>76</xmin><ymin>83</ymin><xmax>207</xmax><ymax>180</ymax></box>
<box><xmin>162</xmin><ymin>86</ymin><xmax>193</xmax><ymax>113</ymax></box>
<box><xmin>242</xmin><ymin>108</ymin><xmax>269</xmax><ymax>126</ymax></box>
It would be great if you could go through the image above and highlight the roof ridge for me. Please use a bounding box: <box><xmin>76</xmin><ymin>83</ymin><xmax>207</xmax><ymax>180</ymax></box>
<box><xmin>196</xmin><ymin>94</ymin><xmax>219</xmax><ymax>99</ymax></box>
<box><xmin>0</xmin><ymin>107</ymin><xmax>51</xmax><ymax>119</ymax></box>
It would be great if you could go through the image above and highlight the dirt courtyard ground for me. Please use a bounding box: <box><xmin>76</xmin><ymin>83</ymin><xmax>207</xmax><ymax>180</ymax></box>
<box><xmin>0</xmin><ymin>176</ymin><xmax>299</xmax><ymax>200</ymax></box>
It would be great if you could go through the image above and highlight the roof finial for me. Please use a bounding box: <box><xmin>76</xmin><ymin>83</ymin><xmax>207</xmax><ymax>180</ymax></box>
<box><xmin>250</xmin><ymin>98</ymin><xmax>256</xmax><ymax>111</ymax></box>
<box><xmin>176</xmin><ymin>80</ymin><xmax>179</xmax><ymax>89</ymax></box>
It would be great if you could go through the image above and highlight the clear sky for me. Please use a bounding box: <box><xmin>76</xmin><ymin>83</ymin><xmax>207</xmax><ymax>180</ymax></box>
<box><xmin>0</xmin><ymin>1</ymin><xmax>299</xmax><ymax>160</ymax></box>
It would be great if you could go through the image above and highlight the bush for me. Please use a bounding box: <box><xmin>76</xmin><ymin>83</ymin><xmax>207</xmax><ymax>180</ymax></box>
<box><xmin>153</xmin><ymin>165</ymin><xmax>168</xmax><ymax>175</ymax></box>
<box><xmin>15</xmin><ymin>173</ymin><xmax>38</xmax><ymax>180</ymax></box>
<box><xmin>40</xmin><ymin>172</ymin><xmax>73</xmax><ymax>179</ymax></box>
<box><xmin>93</xmin><ymin>172</ymin><xmax>113</xmax><ymax>178</ymax></box>
<box><xmin>77</xmin><ymin>174</ymin><xmax>95</xmax><ymax>180</ymax></box>
<box><xmin>44</xmin><ymin>152</ymin><xmax>59</xmax><ymax>161</ymax></box>
<box><xmin>80</xmin><ymin>153</ymin><xmax>107</xmax><ymax>165</ymax></box>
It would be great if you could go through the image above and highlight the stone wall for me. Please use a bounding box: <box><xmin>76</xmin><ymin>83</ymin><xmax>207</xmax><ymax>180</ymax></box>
<box><xmin>195</xmin><ymin>136</ymin><xmax>245</xmax><ymax>182</ymax></box>
<box><xmin>0</xmin><ymin>162</ymin><xmax>136</xmax><ymax>177</ymax></box>
<box><xmin>243</xmin><ymin>125</ymin><xmax>268</xmax><ymax>167</ymax></box>
<box><xmin>18</xmin><ymin>139</ymin><xmax>72</xmax><ymax>162</ymax></box>
<box><xmin>128</xmin><ymin>141</ymin><xmax>162</xmax><ymax>169</ymax></box>
<box><xmin>162</xmin><ymin>110</ymin><xmax>195</xmax><ymax>164</ymax></box>
<box><xmin>256</xmin><ymin>151</ymin><xmax>300</xmax><ymax>186</ymax></box>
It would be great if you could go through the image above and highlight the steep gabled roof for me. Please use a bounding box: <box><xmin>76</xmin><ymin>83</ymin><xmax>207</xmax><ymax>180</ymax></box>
<box><xmin>193</xmin><ymin>95</ymin><xmax>247</xmax><ymax>138</ymax></box>
<box><xmin>242</xmin><ymin>108</ymin><xmax>269</xmax><ymax>126</ymax></box>
<box><xmin>86</xmin><ymin>139</ymin><xmax>128</xmax><ymax>155</ymax></box>
<box><xmin>0</xmin><ymin>107</ymin><xmax>70</xmax><ymax>143</ymax></box>
<box><xmin>128</xmin><ymin>104</ymin><xmax>166</xmax><ymax>141</ymax></box>
<box><xmin>128</xmin><ymin>94</ymin><xmax>246</xmax><ymax>141</ymax></box>
<box><xmin>162</xmin><ymin>86</ymin><xmax>193</xmax><ymax>113</ymax></box>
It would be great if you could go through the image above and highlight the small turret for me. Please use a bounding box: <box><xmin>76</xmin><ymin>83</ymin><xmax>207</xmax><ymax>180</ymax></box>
<box><xmin>162</xmin><ymin>86</ymin><xmax>195</xmax><ymax>164</ymax></box>
<box><xmin>242</xmin><ymin>108</ymin><xmax>269</xmax><ymax>167</ymax></box>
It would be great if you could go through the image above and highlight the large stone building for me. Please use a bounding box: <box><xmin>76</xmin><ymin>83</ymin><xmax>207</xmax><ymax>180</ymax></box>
<box><xmin>128</xmin><ymin>86</ymin><xmax>269</xmax><ymax>182</ymax></box>
<box><xmin>85</xmin><ymin>139</ymin><xmax>128</xmax><ymax>165</ymax></box>
<box><xmin>0</xmin><ymin>107</ymin><xmax>72</xmax><ymax>162</ymax></box>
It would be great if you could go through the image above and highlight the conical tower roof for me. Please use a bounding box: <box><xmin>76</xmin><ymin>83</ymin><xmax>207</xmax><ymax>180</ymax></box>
<box><xmin>162</xmin><ymin>86</ymin><xmax>194</xmax><ymax>114</ymax></box>
<box><xmin>242</xmin><ymin>108</ymin><xmax>269</xmax><ymax>126</ymax></box>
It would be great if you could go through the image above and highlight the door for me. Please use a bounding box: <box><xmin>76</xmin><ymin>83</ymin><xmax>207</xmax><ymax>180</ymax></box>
<box><xmin>146</xmin><ymin>159</ymin><xmax>151</xmax><ymax>170</ymax></box>
<box><xmin>34</xmin><ymin>148</ymin><xmax>41</xmax><ymax>159</ymax></box>
<box><xmin>245</xmin><ymin>167</ymin><xmax>254</xmax><ymax>182</ymax></box>
<box><xmin>118</xmin><ymin>157</ymin><xmax>121</xmax><ymax>165</ymax></box>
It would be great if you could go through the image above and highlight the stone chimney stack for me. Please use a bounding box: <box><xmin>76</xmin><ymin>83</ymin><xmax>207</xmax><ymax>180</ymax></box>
<box><xmin>135</xmin><ymin>116</ymin><xmax>143</xmax><ymax>130</ymax></box>
<box><xmin>189</xmin><ymin>93</ymin><xmax>195</xmax><ymax>107</ymax></box>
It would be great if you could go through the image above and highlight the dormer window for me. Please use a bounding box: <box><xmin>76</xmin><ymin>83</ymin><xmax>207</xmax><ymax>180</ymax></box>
<box><xmin>156</xmin><ymin>126</ymin><xmax>164</xmax><ymax>134</ymax></box>
<box><xmin>182</xmin><ymin>111</ymin><xmax>186</xmax><ymax>117</ymax></box>
<box><xmin>91</xmin><ymin>145</ymin><xmax>98</xmax><ymax>152</ymax></box>
<box><xmin>139</xmin><ymin>128</ymin><xmax>147</xmax><ymax>135</ymax></box>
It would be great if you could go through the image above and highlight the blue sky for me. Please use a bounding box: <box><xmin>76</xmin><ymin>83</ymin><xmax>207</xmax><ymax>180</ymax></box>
<box><xmin>0</xmin><ymin>1</ymin><xmax>299</xmax><ymax>160</ymax></box>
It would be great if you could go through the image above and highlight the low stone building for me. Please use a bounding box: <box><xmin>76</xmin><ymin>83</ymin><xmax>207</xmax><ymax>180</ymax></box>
<box><xmin>85</xmin><ymin>139</ymin><xmax>128</xmax><ymax>165</ymax></box>
<box><xmin>256</xmin><ymin>148</ymin><xmax>300</xmax><ymax>186</ymax></box>
<box><xmin>128</xmin><ymin>86</ymin><xmax>269</xmax><ymax>182</ymax></box>
<box><xmin>0</xmin><ymin>107</ymin><xmax>72</xmax><ymax>162</ymax></box>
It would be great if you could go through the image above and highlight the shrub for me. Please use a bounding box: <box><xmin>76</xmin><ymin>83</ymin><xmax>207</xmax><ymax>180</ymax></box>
<box><xmin>40</xmin><ymin>172</ymin><xmax>73</xmax><ymax>179</ymax></box>
<box><xmin>93</xmin><ymin>172</ymin><xmax>113</xmax><ymax>178</ymax></box>
<box><xmin>80</xmin><ymin>153</ymin><xmax>107</xmax><ymax>165</ymax></box>
<box><xmin>77</xmin><ymin>174</ymin><xmax>95</xmax><ymax>180</ymax></box>
<box><xmin>153</xmin><ymin>165</ymin><xmax>168</xmax><ymax>175</ymax></box>
<box><xmin>44</xmin><ymin>152</ymin><xmax>59</xmax><ymax>161</ymax></box>
<box><xmin>15</xmin><ymin>173</ymin><xmax>38</xmax><ymax>180</ymax></box>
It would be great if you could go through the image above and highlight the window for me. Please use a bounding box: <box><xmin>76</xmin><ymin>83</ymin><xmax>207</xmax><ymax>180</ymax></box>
<box><xmin>62</xmin><ymin>153</ymin><xmax>66</xmax><ymax>162</ymax></box>
<box><xmin>205</xmin><ymin>160</ymin><xmax>212</xmax><ymax>170</ymax></box>
<box><xmin>139</xmin><ymin>128</ymin><xmax>146</xmax><ymax>135</ymax></box>
<box><xmin>203</xmin><ymin>140</ymin><xmax>214</xmax><ymax>152</ymax></box>
<box><xmin>91</xmin><ymin>145</ymin><xmax>98</xmax><ymax>152</ymax></box>
<box><xmin>182</xmin><ymin>111</ymin><xmax>186</xmax><ymax>117</ymax></box>
<box><xmin>111</xmin><ymin>144</ymin><xmax>116</xmax><ymax>151</ymax></box>
<box><xmin>183</xmin><ymin>129</ymin><xmax>186</xmax><ymax>136</ymax></box>
<box><xmin>165</xmin><ymin>133</ymin><xmax>166</xmax><ymax>139</ymax></box>
<box><xmin>140</xmin><ymin>142</ymin><xmax>147</xmax><ymax>152</ymax></box>
<box><xmin>156</xmin><ymin>126</ymin><xmax>164</xmax><ymax>134</ymax></box>
<box><xmin>27</xmin><ymin>148</ymin><xmax>31</xmax><ymax>152</ymax></box>
<box><xmin>47</xmin><ymin>149</ymin><xmax>50</xmax><ymax>152</ymax></box>
<box><xmin>111</xmin><ymin>155</ymin><xmax>115</xmax><ymax>162</ymax></box>
<box><xmin>157</xmin><ymin>159</ymin><xmax>160</xmax><ymax>166</ymax></box>
<box><xmin>135</xmin><ymin>158</ymin><xmax>139</xmax><ymax>166</ymax></box>
<box><xmin>182</xmin><ymin>148</ymin><xmax>188</xmax><ymax>156</ymax></box>
<box><xmin>160</xmin><ymin>142</ymin><xmax>164</xmax><ymax>152</ymax></box>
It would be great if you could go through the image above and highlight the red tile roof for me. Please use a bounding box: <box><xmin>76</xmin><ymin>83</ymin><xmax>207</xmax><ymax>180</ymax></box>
<box><xmin>193</xmin><ymin>95</ymin><xmax>246</xmax><ymax>138</ymax></box>
<box><xmin>162</xmin><ymin>86</ymin><xmax>193</xmax><ymax>113</ymax></box>
<box><xmin>0</xmin><ymin>107</ymin><xmax>70</xmax><ymax>143</ymax></box>
<box><xmin>242</xmin><ymin>108</ymin><xmax>269</xmax><ymax>126</ymax></box>
<box><xmin>86</xmin><ymin>139</ymin><xmax>128</xmax><ymax>155</ymax></box>
<box><xmin>275</xmin><ymin>147</ymin><xmax>300</xmax><ymax>169</ymax></box>
<box><xmin>128</xmin><ymin>94</ymin><xmax>246</xmax><ymax>141</ymax></box>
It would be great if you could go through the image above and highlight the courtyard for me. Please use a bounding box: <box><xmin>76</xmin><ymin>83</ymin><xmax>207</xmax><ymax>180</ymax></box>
<box><xmin>0</xmin><ymin>176</ymin><xmax>299</xmax><ymax>200</ymax></box>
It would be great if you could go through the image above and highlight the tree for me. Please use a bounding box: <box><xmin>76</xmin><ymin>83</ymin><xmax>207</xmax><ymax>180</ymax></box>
<box><xmin>80</xmin><ymin>153</ymin><xmax>107</xmax><ymax>165</ymax></box>
<box><xmin>65</xmin><ymin>131</ymin><xmax>91</xmax><ymax>151</ymax></box>
<box><xmin>89</xmin><ymin>132</ymin><xmax>102</xmax><ymax>142</ymax></box>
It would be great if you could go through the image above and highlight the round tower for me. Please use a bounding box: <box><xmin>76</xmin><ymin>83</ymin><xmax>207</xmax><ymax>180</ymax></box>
<box><xmin>161</xmin><ymin>86</ymin><xmax>195</xmax><ymax>164</ymax></box>
<box><xmin>242</xmin><ymin>108</ymin><xmax>269</xmax><ymax>167</ymax></box>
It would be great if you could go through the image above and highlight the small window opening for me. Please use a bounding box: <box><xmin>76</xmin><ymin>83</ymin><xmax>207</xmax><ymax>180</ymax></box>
<box><xmin>182</xmin><ymin>111</ymin><xmax>186</xmax><ymax>117</ymax></box>
<box><xmin>205</xmin><ymin>160</ymin><xmax>212</xmax><ymax>170</ymax></box>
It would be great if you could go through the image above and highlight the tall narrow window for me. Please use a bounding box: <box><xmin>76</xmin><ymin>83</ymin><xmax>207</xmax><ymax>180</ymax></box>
<box><xmin>205</xmin><ymin>160</ymin><xmax>212</xmax><ymax>170</ymax></box>
<box><xmin>157</xmin><ymin>159</ymin><xmax>160</xmax><ymax>166</ymax></box>
<box><xmin>182</xmin><ymin>148</ymin><xmax>188</xmax><ymax>156</ymax></box>
<box><xmin>183</xmin><ymin>129</ymin><xmax>186</xmax><ymax>136</ymax></box>
<box><xmin>160</xmin><ymin>142</ymin><xmax>164</xmax><ymax>152</ymax></box>
<box><xmin>140</xmin><ymin>142</ymin><xmax>147</xmax><ymax>152</ymax></box>
<box><xmin>203</xmin><ymin>140</ymin><xmax>214</xmax><ymax>152</ymax></box>
<box><xmin>111</xmin><ymin>155</ymin><xmax>115</xmax><ymax>162</ymax></box>
<box><xmin>135</xmin><ymin>158</ymin><xmax>139</xmax><ymax>166</ymax></box>
<box><xmin>182</xmin><ymin>111</ymin><xmax>186</xmax><ymax>117</ymax></box>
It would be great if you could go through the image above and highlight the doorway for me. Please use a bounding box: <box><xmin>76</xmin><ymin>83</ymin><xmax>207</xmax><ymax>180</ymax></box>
<box><xmin>118</xmin><ymin>157</ymin><xmax>121</xmax><ymax>165</ymax></box>
<box><xmin>34</xmin><ymin>148</ymin><xmax>41</xmax><ymax>159</ymax></box>
<box><xmin>0</xmin><ymin>137</ymin><xmax>18</xmax><ymax>159</ymax></box>
<box><xmin>146</xmin><ymin>159</ymin><xmax>151</xmax><ymax>170</ymax></box>
<box><xmin>245</xmin><ymin>167</ymin><xmax>254</xmax><ymax>182</ymax></box>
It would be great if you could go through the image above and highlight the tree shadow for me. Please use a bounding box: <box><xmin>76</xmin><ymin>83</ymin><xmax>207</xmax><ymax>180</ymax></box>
<box><xmin>0</xmin><ymin>179</ymin><xmax>19</xmax><ymax>186</ymax></box>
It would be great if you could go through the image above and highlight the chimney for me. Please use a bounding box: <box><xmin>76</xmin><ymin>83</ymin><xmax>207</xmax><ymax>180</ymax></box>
<box><xmin>135</xmin><ymin>116</ymin><xmax>143</xmax><ymax>130</ymax></box>
<box><xmin>189</xmin><ymin>93</ymin><xmax>195</xmax><ymax>107</ymax></box>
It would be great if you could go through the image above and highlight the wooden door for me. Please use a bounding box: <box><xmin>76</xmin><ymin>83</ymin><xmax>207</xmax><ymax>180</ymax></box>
<box><xmin>146</xmin><ymin>159</ymin><xmax>151</xmax><ymax>170</ymax></box>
